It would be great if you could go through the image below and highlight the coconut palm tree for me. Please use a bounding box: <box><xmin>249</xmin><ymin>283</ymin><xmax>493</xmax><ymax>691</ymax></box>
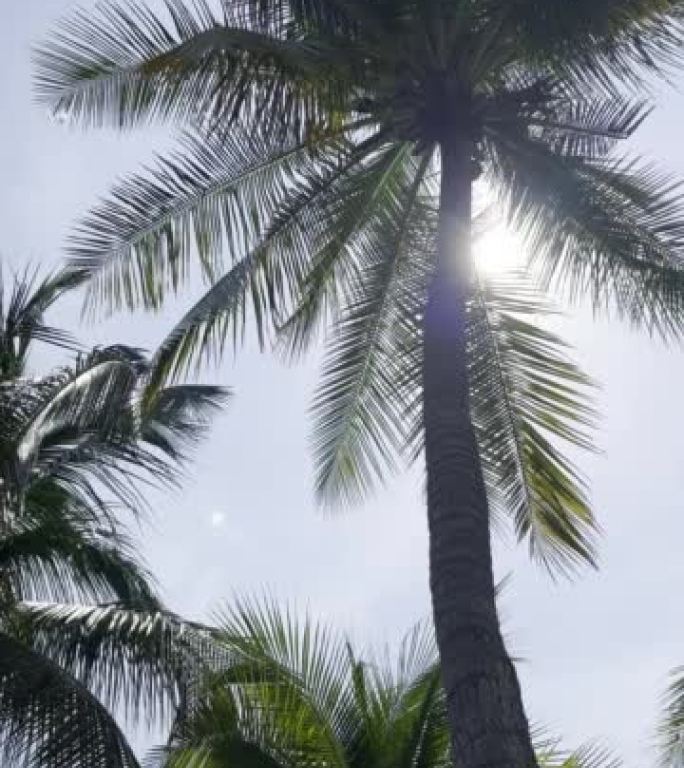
<box><xmin>147</xmin><ymin>598</ymin><xmax>620</xmax><ymax>768</ymax></box>
<box><xmin>0</xmin><ymin>269</ymin><xmax>226</xmax><ymax>767</ymax></box>
<box><xmin>35</xmin><ymin>2</ymin><xmax>684</xmax><ymax>765</ymax></box>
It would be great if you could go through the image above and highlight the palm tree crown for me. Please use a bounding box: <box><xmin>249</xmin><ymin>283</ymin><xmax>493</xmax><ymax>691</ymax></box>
<box><xmin>0</xmin><ymin>269</ymin><xmax>226</xmax><ymax>768</ymax></box>
<box><xmin>32</xmin><ymin>0</ymin><xmax>664</xmax><ymax>568</ymax></box>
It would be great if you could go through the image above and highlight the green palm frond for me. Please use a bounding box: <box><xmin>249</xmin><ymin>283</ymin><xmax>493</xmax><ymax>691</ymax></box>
<box><xmin>0</xmin><ymin>632</ymin><xmax>140</xmax><ymax>768</ymax></box>
<box><xmin>125</xmin><ymin>131</ymin><xmax>382</xmax><ymax>389</ymax></box>
<box><xmin>502</xmin><ymin>0</ymin><xmax>684</xmax><ymax>96</ymax></box>
<box><xmin>2</xmin><ymin>342</ymin><xmax>228</xmax><ymax>518</ymax></box>
<box><xmin>537</xmin><ymin>740</ymin><xmax>621</xmax><ymax>768</ymax></box>
<box><xmin>404</xmin><ymin>274</ymin><xmax>598</xmax><ymax>573</ymax></box>
<box><xmin>14</xmin><ymin>348</ymin><xmax>142</xmax><ymax>470</ymax></box>
<box><xmin>487</xmin><ymin>130</ymin><xmax>684</xmax><ymax>339</ymax></box>
<box><xmin>67</xmin><ymin>128</ymin><xmax>350</xmax><ymax>314</ymax></box>
<box><xmin>153</xmin><ymin>598</ymin><xmax>448</xmax><ymax>768</ymax></box>
<box><xmin>0</xmin><ymin>508</ymin><xmax>156</xmax><ymax>604</ymax></box>
<box><xmin>213</xmin><ymin>595</ymin><xmax>353</xmax><ymax>724</ymax></box>
<box><xmin>150</xmin><ymin>600</ymin><xmax>615</xmax><ymax>768</ymax></box>
<box><xmin>15</xmin><ymin>602</ymin><xmax>217</xmax><ymax>727</ymax></box>
<box><xmin>312</xmin><ymin>260</ymin><xmax>597</xmax><ymax>571</ymax></box>
<box><xmin>0</xmin><ymin>267</ymin><xmax>80</xmax><ymax>379</ymax></box>
<box><xmin>5</xmin><ymin>356</ymin><xmax>163</xmax><ymax>518</ymax></box>
<box><xmin>176</xmin><ymin>599</ymin><xmax>354</xmax><ymax>768</ymax></box>
<box><xmin>468</xmin><ymin>277</ymin><xmax>597</xmax><ymax>573</ymax></box>
<box><xmin>140</xmin><ymin>383</ymin><xmax>229</xmax><ymax>457</ymax></box>
<box><xmin>34</xmin><ymin>0</ymin><xmax>355</xmax><ymax>133</ymax></box>
<box><xmin>658</xmin><ymin>667</ymin><xmax>684</xmax><ymax>767</ymax></box>
<box><xmin>485</xmin><ymin>86</ymin><xmax>652</xmax><ymax>161</ymax></box>
<box><xmin>309</xmin><ymin>145</ymin><xmax>434</xmax><ymax>506</ymax></box>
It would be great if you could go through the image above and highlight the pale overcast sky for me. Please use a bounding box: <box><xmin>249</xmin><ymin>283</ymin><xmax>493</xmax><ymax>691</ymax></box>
<box><xmin>4</xmin><ymin>2</ymin><xmax>684</xmax><ymax>765</ymax></box>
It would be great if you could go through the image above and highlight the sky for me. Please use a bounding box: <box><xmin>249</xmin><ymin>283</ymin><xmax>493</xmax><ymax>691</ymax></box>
<box><xmin>4</xmin><ymin>2</ymin><xmax>684</xmax><ymax>765</ymax></box>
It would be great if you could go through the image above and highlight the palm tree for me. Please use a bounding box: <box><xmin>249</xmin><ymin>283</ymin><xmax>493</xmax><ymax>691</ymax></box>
<box><xmin>0</xmin><ymin>269</ymin><xmax>226</xmax><ymax>767</ymax></box>
<box><xmin>34</xmin><ymin>2</ymin><xmax>684</xmax><ymax>764</ymax></box>
<box><xmin>147</xmin><ymin>598</ymin><xmax>620</xmax><ymax>768</ymax></box>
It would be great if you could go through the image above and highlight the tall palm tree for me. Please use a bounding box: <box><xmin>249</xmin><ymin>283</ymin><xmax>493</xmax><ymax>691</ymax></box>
<box><xmin>148</xmin><ymin>598</ymin><xmax>620</xmax><ymax>768</ymax></box>
<box><xmin>0</xmin><ymin>269</ymin><xmax>226</xmax><ymax>767</ymax></box>
<box><xmin>35</xmin><ymin>1</ymin><xmax>684</xmax><ymax>765</ymax></box>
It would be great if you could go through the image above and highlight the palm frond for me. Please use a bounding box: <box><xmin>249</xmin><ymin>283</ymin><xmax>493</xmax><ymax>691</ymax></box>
<box><xmin>484</xmin><ymin>82</ymin><xmax>652</xmax><ymax>162</ymax></box>
<box><xmin>34</xmin><ymin>0</ymin><xmax>356</xmax><ymax>133</ymax></box>
<box><xmin>469</xmin><ymin>276</ymin><xmax>598</xmax><ymax>574</ymax></box>
<box><xmin>6</xmin><ymin>348</ymin><xmax>160</xmax><ymax>517</ymax></box>
<box><xmin>537</xmin><ymin>739</ymin><xmax>621</xmax><ymax>768</ymax></box>
<box><xmin>308</xmin><ymin>145</ymin><xmax>435</xmax><ymax>506</ymax></box>
<box><xmin>385</xmin><ymin>665</ymin><xmax>448</xmax><ymax>768</ymax></box>
<box><xmin>140</xmin><ymin>383</ymin><xmax>230</xmax><ymax>458</ymax></box>
<box><xmin>0</xmin><ymin>510</ymin><xmax>157</xmax><ymax>604</ymax></box>
<box><xmin>137</xmin><ymin>131</ymin><xmax>381</xmax><ymax>390</ymax></box>
<box><xmin>505</xmin><ymin>0</ymin><xmax>684</xmax><ymax>93</ymax></box>
<box><xmin>530</xmin><ymin>96</ymin><xmax>652</xmax><ymax>159</ymax></box>
<box><xmin>15</xmin><ymin>348</ymin><xmax>141</xmax><ymax>471</ymax></box>
<box><xmin>67</xmin><ymin>128</ymin><xmax>322</xmax><ymax>312</ymax></box>
<box><xmin>66</xmin><ymin>125</ymin><xmax>362</xmax><ymax>323</ymax></box>
<box><xmin>213</xmin><ymin>595</ymin><xmax>352</xmax><ymax>728</ymax></box>
<box><xmin>0</xmin><ymin>267</ymin><xmax>80</xmax><ymax>378</ymax></box>
<box><xmin>16</xmin><ymin>602</ymin><xmax>217</xmax><ymax>728</ymax></box>
<box><xmin>487</xmin><ymin>129</ymin><xmax>684</xmax><ymax>340</ymax></box>
<box><xmin>0</xmin><ymin>632</ymin><xmax>140</xmax><ymax>768</ymax></box>
<box><xmin>658</xmin><ymin>667</ymin><xmax>684</xmax><ymax>767</ymax></box>
<box><xmin>400</xmin><ymin>272</ymin><xmax>598</xmax><ymax>573</ymax></box>
<box><xmin>2</xmin><ymin>344</ymin><xmax>226</xmax><ymax>518</ymax></box>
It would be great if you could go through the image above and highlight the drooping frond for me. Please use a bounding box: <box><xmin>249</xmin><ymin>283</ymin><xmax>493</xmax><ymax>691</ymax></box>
<box><xmin>16</xmin><ymin>602</ymin><xmax>217</xmax><ymax>728</ymax></box>
<box><xmin>140</xmin><ymin>383</ymin><xmax>230</xmax><ymax>457</ymax></box>
<box><xmin>487</xmin><ymin>129</ymin><xmax>684</xmax><ymax>340</ymax></box>
<box><xmin>0</xmin><ymin>267</ymin><xmax>80</xmax><ymax>379</ymax></box>
<box><xmin>468</xmin><ymin>276</ymin><xmax>598</xmax><ymax>574</ymax></box>
<box><xmin>504</xmin><ymin>0</ymin><xmax>684</xmax><ymax>93</ymax></box>
<box><xmin>0</xmin><ymin>632</ymin><xmax>140</xmax><ymax>768</ymax></box>
<box><xmin>0</xmin><ymin>509</ymin><xmax>157</xmax><ymax>604</ymax></box>
<box><xmin>1</xmin><ymin>343</ymin><xmax>228</xmax><ymax>519</ymax></box>
<box><xmin>399</xmin><ymin>272</ymin><xmax>598</xmax><ymax>574</ymax></box>
<box><xmin>14</xmin><ymin>348</ymin><xmax>142</xmax><ymax>472</ymax></box>
<box><xmin>309</xmin><ymin>145</ymin><xmax>435</xmax><ymax>506</ymax></box>
<box><xmin>126</xmin><ymin>130</ymin><xmax>382</xmax><ymax>389</ymax></box>
<box><xmin>34</xmin><ymin>0</ymin><xmax>358</xmax><ymax>133</ymax></box>
<box><xmin>67</xmin><ymin>128</ymin><xmax>337</xmax><ymax>312</ymax></box>
<box><xmin>482</xmin><ymin>82</ymin><xmax>652</xmax><ymax>162</ymax></box>
<box><xmin>658</xmin><ymin>667</ymin><xmax>684</xmax><ymax>767</ymax></box>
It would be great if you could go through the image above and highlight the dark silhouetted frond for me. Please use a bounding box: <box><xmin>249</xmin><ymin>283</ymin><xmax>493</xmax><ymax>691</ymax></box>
<box><xmin>0</xmin><ymin>633</ymin><xmax>140</xmax><ymax>768</ymax></box>
<box><xmin>17</xmin><ymin>602</ymin><xmax>218</xmax><ymax>728</ymax></box>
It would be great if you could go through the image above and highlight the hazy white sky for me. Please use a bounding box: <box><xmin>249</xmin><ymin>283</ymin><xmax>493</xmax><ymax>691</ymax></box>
<box><xmin>4</xmin><ymin>2</ymin><xmax>684</xmax><ymax>765</ymax></box>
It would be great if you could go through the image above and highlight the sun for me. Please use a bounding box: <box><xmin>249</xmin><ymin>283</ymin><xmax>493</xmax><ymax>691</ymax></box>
<box><xmin>474</xmin><ymin>223</ymin><xmax>525</xmax><ymax>277</ymax></box>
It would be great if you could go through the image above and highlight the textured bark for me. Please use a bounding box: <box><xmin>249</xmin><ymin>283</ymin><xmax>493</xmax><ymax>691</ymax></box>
<box><xmin>423</xmin><ymin>138</ymin><xmax>538</xmax><ymax>768</ymax></box>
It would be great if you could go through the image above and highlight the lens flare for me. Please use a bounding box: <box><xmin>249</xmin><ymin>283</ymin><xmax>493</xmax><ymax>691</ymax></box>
<box><xmin>474</xmin><ymin>224</ymin><xmax>525</xmax><ymax>277</ymax></box>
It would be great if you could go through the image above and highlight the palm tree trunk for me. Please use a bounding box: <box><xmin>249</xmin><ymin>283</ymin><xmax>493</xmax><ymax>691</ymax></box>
<box><xmin>423</xmin><ymin>137</ymin><xmax>538</xmax><ymax>768</ymax></box>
